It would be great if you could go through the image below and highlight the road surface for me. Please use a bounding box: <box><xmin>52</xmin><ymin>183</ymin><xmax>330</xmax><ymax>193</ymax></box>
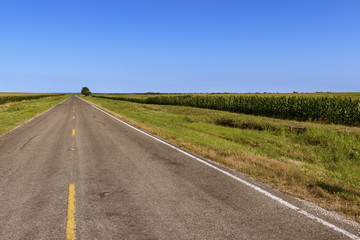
<box><xmin>0</xmin><ymin>95</ymin><xmax>359</xmax><ymax>239</ymax></box>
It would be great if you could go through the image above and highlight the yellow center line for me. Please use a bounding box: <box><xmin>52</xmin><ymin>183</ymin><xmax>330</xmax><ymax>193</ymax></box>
<box><xmin>73</xmin><ymin>116</ymin><xmax>75</xmax><ymax>119</ymax></box>
<box><xmin>66</xmin><ymin>184</ymin><xmax>76</xmax><ymax>240</ymax></box>
<box><xmin>72</xmin><ymin>129</ymin><xmax>75</xmax><ymax>136</ymax></box>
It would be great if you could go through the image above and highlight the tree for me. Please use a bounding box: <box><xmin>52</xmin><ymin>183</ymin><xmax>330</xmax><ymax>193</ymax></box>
<box><xmin>81</xmin><ymin>87</ymin><xmax>92</xmax><ymax>96</ymax></box>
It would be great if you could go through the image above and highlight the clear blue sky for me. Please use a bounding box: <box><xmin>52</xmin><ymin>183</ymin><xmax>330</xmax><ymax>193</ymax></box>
<box><xmin>1</xmin><ymin>0</ymin><xmax>359</xmax><ymax>93</ymax></box>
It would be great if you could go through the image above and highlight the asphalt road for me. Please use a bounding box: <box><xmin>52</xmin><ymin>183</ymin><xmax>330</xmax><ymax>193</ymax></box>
<box><xmin>0</xmin><ymin>95</ymin><xmax>359</xmax><ymax>239</ymax></box>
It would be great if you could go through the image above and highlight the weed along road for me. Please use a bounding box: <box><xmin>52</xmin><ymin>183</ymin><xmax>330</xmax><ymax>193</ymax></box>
<box><xmin>0</xmin><ymin>95</ymin><xmax>359</xmax><ymax>240</ymax></box>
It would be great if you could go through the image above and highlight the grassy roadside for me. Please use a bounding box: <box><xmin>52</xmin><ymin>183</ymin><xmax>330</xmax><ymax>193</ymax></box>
<box><xmin>0</xmin><ymin>95</ymin><xmax>69</xmax><ymax>136</ymax></box>
<box><xmin>81</xmin><ymin>95</ymin><xmax>360</xmax><ymax>222</ymax></box>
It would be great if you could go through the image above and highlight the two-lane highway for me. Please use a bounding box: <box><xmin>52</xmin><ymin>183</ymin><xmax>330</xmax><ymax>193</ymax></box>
<box><xmin>0</xmin><ymin>95</ymin><xmax>359</xmax><ymax>239</ymax></box>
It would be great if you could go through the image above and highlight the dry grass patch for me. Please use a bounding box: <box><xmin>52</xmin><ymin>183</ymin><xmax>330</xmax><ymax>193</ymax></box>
<box><xmin>181</xmin><ymin>143</ymin><xmax>360</xmax><ymax>222</ymax></box>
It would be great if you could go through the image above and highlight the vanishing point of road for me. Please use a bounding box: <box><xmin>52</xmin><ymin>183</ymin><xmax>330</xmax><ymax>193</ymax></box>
<box><xmin>0</xmin><ymin>95</ymin><xmax>359</xmax><ymax>239</ymax></box>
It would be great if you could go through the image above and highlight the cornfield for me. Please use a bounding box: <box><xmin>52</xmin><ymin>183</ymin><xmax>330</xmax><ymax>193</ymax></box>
<box><xmin>94</xmin><ymin>95</ymin><xmax>360</xmax><ymax>126</ymax></box>
<box><xmin>0</xmin><ymin>95</ymin><xmax>55</xmax><ymax>105</ymax></box>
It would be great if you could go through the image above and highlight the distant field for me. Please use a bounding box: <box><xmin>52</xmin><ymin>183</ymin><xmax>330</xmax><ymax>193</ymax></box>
<box><xmin>0</xmin><ymin>92</ymin><xmax>54</xmax><ymax>96</ymax></box>
<box><xmin>94</xmin><ymin>92</ymin><xmax>360</xmax><ymax>126</ymax></box>
<box><xmin>0</xmin><ymin>93</ymin><xmax>60</xmax><ymax>106</ymax></box>
<box><xmin>96</xmin><ymin>92</ymin><xmax>360</xmax><ymax>99</ymax></box>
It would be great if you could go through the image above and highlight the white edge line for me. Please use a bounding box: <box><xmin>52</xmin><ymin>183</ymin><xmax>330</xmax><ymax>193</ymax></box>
<box><xmin>0</xmin><ymin>96</ymin><xmax>70</xmax><ymax>138</ymax></box>
<box><xmin>78</xmin><ymin>96</ymin><xmax>360</xmax><ymax>240</ymax></box>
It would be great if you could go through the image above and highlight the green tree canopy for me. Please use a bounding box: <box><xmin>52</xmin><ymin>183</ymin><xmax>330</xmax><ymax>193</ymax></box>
<box><xmin>81</xmin><ymin>87</ymin><xmax>92</xmax><ymax>96</ymax></box>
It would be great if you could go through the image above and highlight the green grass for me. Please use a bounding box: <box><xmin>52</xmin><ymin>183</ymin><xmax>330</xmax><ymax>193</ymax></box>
<box><xmin>82</xmin><ymin>95</ymin><xmax>360</xmax><ymax>222</ymax></box>
<box><xmin>0</xmin><ymin>95</ymin><xmax>69</xmax><ymax>135</ymax></box>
